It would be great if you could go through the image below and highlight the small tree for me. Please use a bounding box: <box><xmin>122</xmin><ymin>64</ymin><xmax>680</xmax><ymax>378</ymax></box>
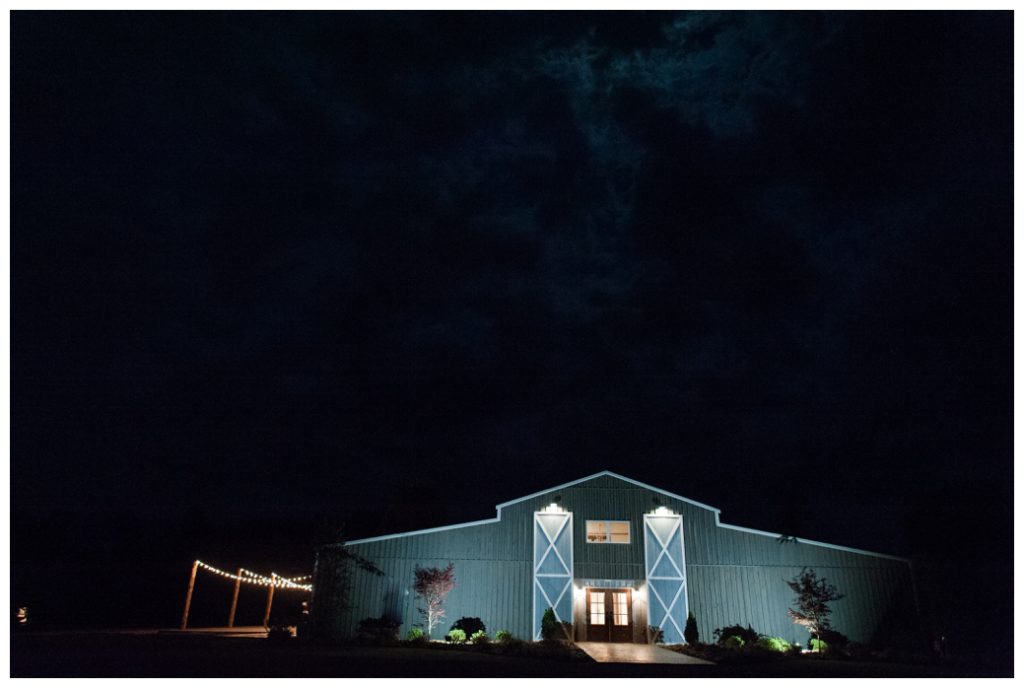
<box><xmin>684</xmin><ymin>611</ymin><xmax>699</xmax><ymax>644</ymax></box>
<box><xmin>413</xmin><ymin>563</ymin><xmax>455</xmax><ymax>639</ymax></box>
<box><xmin>309</xmin><ymin>541</ymin><xmax>384</xmax><ymax>643</ymax></box>
<box><xmin>786</xmin><ymin>568</ymin><xmax>844</xmax><ymax>646</ymax></box>
<box><xmin>540</xmin><ymin>607</ymin><xmax>559</xmax><ymax>640</ymax></box>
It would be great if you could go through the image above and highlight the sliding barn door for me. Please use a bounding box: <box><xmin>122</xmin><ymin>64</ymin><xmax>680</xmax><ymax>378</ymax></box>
<box><xmin>533</xmin><ymin>510</ymin><xmax>573</xmax><ymax>640</ymax></box>
<box><xmin>643</xmin><ymin>513</ymin><xmax>688</xmax><ymax>643</ymax></box>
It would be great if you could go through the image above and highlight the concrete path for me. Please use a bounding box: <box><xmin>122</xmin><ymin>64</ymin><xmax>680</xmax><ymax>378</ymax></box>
<box><xmin>577</xmin><ymin>642</ymin><xmax>713</xmax><ymax>665</ymax></box>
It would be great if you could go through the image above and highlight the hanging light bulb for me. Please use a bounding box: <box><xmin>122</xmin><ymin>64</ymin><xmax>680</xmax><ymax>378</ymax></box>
<box><xmin>194</xmin><ymin>560</ymin><xmax>312</xmax><ymax>591</ymax></box>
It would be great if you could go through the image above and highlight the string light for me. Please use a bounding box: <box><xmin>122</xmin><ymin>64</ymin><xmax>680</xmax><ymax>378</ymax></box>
<box><xmin>240</xmin><ymin>567</ymin><xmax>312</xmax><ymax>589</ymax></box>
<box><xmin>242</xmin><ymin>569</ymin><xmax>311</xmax><ymax>584</ymax></box>
<box><xmin>195</xmin><ymin>560</ymin><xmax>313</xmax><ymax>591</ymax></box>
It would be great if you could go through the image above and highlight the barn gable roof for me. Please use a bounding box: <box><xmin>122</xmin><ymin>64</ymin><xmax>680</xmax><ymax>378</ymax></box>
<box><xmin>493</xmin><ymin>470</ymin><xmax>721</xmax><ymax>515</ymax></box>
<box><xmin>343</xmin><ymin>470</ymin><xmax>909</xmax><ymax>561</ymax></box>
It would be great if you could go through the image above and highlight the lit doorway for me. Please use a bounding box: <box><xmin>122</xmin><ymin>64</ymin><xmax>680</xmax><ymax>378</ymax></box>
<box><xmin>585</xmin><ymin>588</ymin><xmax>632</xmax><ymax>642</ymax></box>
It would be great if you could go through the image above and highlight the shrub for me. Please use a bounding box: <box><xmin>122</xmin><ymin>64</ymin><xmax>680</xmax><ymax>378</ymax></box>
<box><xmin>810</xmin><ymin>637</ymin><xmax>828</xmax><ymax>652</ymax></box>
<box><xmin>684</xmin><ymin>611</ymin><xmax>699</xmax><ymax>644</ymax></box>
<box><xmin>470</xmin><ymin>630</ymin><xmax>489</xmax><ymax>644</ymax></box>
<box><xmin>489</xmin><ymin>637</ymin><xmax>587</xmax><ymax>661</ymax></box>
<box><xmin>356</xmin><ymin>616</ymin><xmax>400</xmax><ymax>643</ymax></box>
<box><xmin>447</xmin><ymin>628</ymin><xmax>467</xmax><ymax>643</ymax></box>
<box><xmin>675</xmin><ymin>641</ymin><xmax>785</xmax><ymax>665</ymax></box>
<box><xmin>818</xmin><ymin>629</ymin><xmax>850</xmax><ymax>652</ymax></box>
<box><xmin>756</xmin><ymin>636</ymin><xmax>792</xmax><ymax>653</ymax></box>
<box><xmin>406</xmin><ymin>627</ymin><xmax>426</xmax><ymax>642</ymax></box>
<box><xmin>450</xmin><ymin>617</ymin><xmax>486</xmax><ymax>637</ymax></box>
<box><xmin>714</xmin><ymin>624</ymin><xmax>759</xmax><ymax>646</ymax></box>
<box><xmin>723</xmin><ymin>635</ymin><xmax>745</xmax><ymax>649</ymax></box>
<box><xmin>491</xmin><ymin>637</ymin><xmax>528</xmax><ymax>655</ymax></box>
<box><xmin>540</xmin><ymin>608</ymin><xmax>559</xmax><ymax>641</ymax></box>
<box><xmin>495</xmin><ymin>629</ymin><xmax>513</xmax><ymax>642</ymax></box>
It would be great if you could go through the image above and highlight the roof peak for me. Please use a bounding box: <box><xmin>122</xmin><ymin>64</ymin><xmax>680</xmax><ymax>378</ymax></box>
<box><xmin>494</xmin><ymin>470</ymin><xmax>721</xmax><ymax>514</ymax></box>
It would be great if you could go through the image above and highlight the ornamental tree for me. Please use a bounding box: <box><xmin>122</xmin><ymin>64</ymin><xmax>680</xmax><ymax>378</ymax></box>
<box><xmin>786</xmin><ymin>568</ymin><xmax>844</xmax><ymax>644</ymax></box>
<box><xmin>413</xmin><ymin>562</ymin><xmax>456</xmax><ymax>639</ymax></box>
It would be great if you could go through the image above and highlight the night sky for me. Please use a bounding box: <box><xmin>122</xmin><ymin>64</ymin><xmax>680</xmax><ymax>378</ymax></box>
<box><xmin>12</xmin><ymin>11</ymin><xmax>1012</xmax><ymax>649</ymax></box>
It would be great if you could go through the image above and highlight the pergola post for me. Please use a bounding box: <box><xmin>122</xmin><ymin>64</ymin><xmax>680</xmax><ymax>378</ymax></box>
<box><xmin>180</xmin><ymin>560</ymin><xmax>199</xmax><ymax>630</ymax></box>
<box><xmin>227</xmin><ymin>568</ymin><xmax>243</xmax><ymax>627</ymax></box>
<box><xmin>262</xmin><ymin>575</ymin><xmax>276</xmax><ymax>627</ymax></box>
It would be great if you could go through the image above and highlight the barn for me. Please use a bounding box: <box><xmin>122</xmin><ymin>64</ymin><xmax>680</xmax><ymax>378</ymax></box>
<box><xmin>311</xmin><ymin>471</ymin><xmax>919</xmax><ymax>646</ymax></box>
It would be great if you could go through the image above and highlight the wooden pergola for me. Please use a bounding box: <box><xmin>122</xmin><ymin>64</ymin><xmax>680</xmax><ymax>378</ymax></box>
<box><xmin>180</xmin><ymin>559</ymin><xmax>311</xmax><ymax>630</ymax></box>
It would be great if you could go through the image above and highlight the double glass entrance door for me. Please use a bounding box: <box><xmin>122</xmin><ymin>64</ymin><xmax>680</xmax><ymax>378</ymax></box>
<box><xmin>585</xmin><ymin>588</ymin><xmax>632</xmax><ymax>642</ymax></box>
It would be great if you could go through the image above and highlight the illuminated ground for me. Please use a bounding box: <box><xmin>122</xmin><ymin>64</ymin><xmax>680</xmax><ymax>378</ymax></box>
<box><xmin>11</xmin><ymin>632</ymin><xmax>1011</xmax><ymax>678</ymax></box>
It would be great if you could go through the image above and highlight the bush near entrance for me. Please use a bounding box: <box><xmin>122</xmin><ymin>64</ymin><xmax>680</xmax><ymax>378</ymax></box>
<box><xmin>540</xmin><ymin>608</ymin><xmax>560</xmax><ymax>640</ymax></box>
<box><xmin>683</xmin><ymin>612</ymin><xmax>699</xmax><ymax>644</ymax></box>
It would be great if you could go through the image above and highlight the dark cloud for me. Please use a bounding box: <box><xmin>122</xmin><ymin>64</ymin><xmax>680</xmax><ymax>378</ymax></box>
<box><xmin>13</xmin><ymin>11</ymin><xmax>1011</xmax><ymax>641</ymax></box>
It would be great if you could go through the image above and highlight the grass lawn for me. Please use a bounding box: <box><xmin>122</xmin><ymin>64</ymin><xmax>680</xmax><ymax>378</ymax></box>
<box><xmin>10</xmin><ymin>632</ymin><xmax>1011</xmax><ymax>678</ymax></box>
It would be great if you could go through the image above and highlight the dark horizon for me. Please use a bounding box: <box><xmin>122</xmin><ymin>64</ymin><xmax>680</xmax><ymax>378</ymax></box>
<box><xmin>11</xmin><ymin>10</ymin><xmax>1011</xmax><ymax>656</ymax></box>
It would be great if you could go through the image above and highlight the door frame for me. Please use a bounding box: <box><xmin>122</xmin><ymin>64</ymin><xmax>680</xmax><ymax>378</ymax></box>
<box><xmin>585</xmin><ymin>587</ymin><xmax>633</xmax><ymax>642</ymax></box>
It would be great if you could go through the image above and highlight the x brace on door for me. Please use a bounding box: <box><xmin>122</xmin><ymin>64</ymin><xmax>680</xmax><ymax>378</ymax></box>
<box><xmin>643</xmin><ymin>513</ymin><xmax>688</xmax><ymax>643</ymax></box>
<box><xmin>533</xmin><ymin>510</ymin><xmax>574</xmax><ymax>640</ymax></box>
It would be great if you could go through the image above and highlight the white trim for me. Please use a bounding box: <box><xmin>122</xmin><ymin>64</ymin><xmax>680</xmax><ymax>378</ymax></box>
<box><xmin>342</xmin><ymin>471</ymin><xmax>909</xmax><ymax>563</ymax></box>
<box><xmin>532</xmin><ymin>510</ymin><xmax>537</xmax><ymax>641</ymax></box>
<box><xmin>643</xmin><ymin>513</ymin><xmax>689</xmax><ymax>643</ymax></box>
<box><xmin>344</xmin><ymin>517</ymin><xmax>499</xmax><ymax>545</ymax></box>
<box><xmin>533</xmin><ymin>510</ymin><xmax>574</xmax><ymax>641</ymax></box>
<box><xmin>496</xmin><ymin>470</ymin><xmax>722</xmax><ymax>514</ymax></box>
<box><xmin>537</xmin><ymin>514</ymin><xmax>572</xmax><ymax>576</ymax></box>
<box><xmin>343</xmin><ymin>470</ymin><xmax>721</xmax><ymax>546</ymax></box>
<box><xmin>585</xmin><ymin>519</ymin><xmax>631</xmax><ymax>545</ymax></box>
<box><xmin>713</xmin><ymin>514</ymin><xmax>912</xmax><ymax>563</ymax></box>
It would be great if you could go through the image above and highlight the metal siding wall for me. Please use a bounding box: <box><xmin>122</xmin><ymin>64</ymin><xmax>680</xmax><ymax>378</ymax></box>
<box><xmin>330</xmin><ymin>474</ymin><xmax>914</xmax><ymax>645</ymax></box>
<box><xmin>684</xmin><ymin>526</ymin><xmax>914</xmax><ymax>644</ymax></box>
<box><xmin>343</xmin><ymin>519</ymin><xmax>535</xmax><ymax>640</ymax></box>
<box><xmin>500</xmin><ymin>474</ymin><xmax>722</xmax><ymax>584</ymax></box>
